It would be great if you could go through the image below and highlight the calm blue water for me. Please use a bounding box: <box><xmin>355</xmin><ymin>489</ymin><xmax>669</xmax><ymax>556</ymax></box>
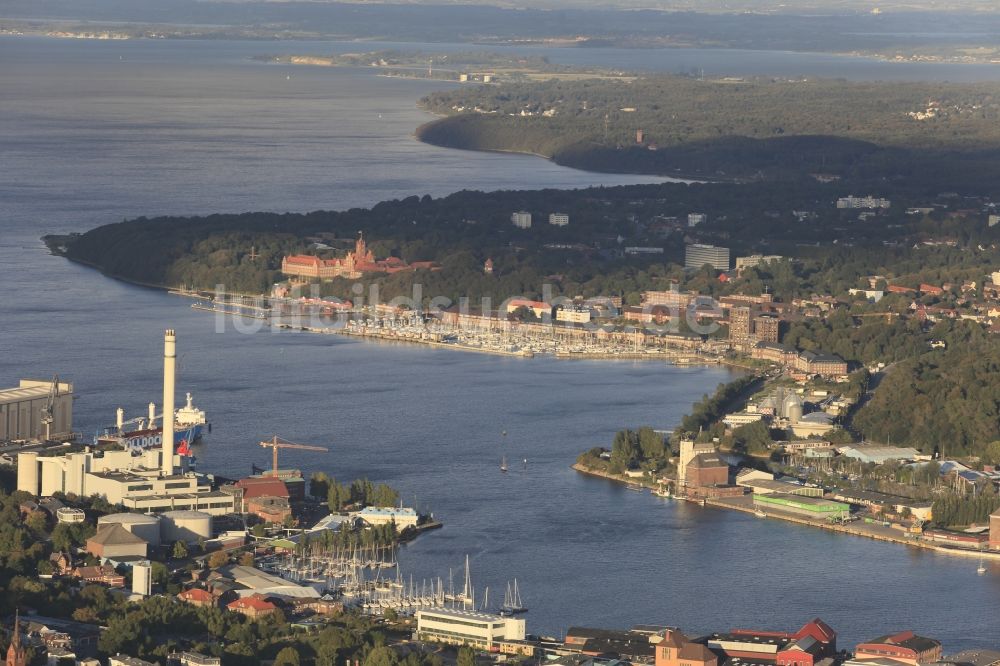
<box><xmin>1</xmin><ymin>36</ymin><xmax>998</xmax><ymax>650</ymax></box>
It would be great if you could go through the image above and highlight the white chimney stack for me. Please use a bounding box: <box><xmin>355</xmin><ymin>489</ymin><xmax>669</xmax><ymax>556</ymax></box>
<box><xmin>148</xmin><ymin>402</ymin><xmax>156</xmax><ymax>427</ymax></box>
<box><xmin>162</xmin><ymin>329</ymin><xmax>176</xmax><ymax>476</ymax></box>
<box><xmin>116</xmin><ymin>407</ymin><xmax>125</xmax><ymax>430</ymax></box>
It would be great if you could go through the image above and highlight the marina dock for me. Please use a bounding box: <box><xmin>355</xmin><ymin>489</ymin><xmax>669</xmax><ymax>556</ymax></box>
<box><xmin>187</xmin><ymin>293</ymin><xmax>725</xmax><ymax>363</ymax></box>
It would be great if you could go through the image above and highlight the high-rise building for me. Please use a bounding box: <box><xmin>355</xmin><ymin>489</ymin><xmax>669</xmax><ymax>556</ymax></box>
<box><xmin>685</xmin><ymin>244</ymin><xmax>730</xmax><ymax>271</ymax></box>
<box><xmin>753</xmin><ymin>314</ymin><xmax>780</xmax><ymax>344</ymax></box>
<box><xmin>729</xmin><ymin>306</ymin><xmax>753</xmax><ymax>347</ymax></box>
<box><xmin>549</xmin><ymin>213</ymin><xmax>569</xmax><ymax>226</ymax></box>
<box><xmin>511</xmin><ymin>211</ymin><xmax>532</xmax><ymax>229</ymax></box>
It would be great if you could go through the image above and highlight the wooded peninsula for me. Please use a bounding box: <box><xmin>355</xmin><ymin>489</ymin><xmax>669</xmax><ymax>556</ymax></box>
<box><xmin>417</xmin><ymin>75</ymin><xmax>1000</xmax><ymax>188</ymax></box>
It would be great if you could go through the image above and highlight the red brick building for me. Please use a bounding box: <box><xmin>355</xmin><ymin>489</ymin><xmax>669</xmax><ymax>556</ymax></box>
<box><xmin>281</xmin><ymin>234</ymin><xmax>438</xmax><ymax>281</ymax></box>
<box><xmin>777</xmin><ymin>619</ymin><xmax>837</xmax><ymax>666</ymax></box>
<box><xmin>854</xmin><ymin>631</ymin><xmax>942</xmax><ymax>665</ymax></box>
<box><xmin>233</xmin><ymin>477</ymin><xmax>289</xmax><ymax>505</ymax></box>
<box><xmin>72</xmin><ymin>565</ymin><xmax>126</xmax><ymax>588</ymax></box>
<box><xmin>685</xmin><ymin>453</ymin><xmax>730</xmax><ymax>488</ymax></box>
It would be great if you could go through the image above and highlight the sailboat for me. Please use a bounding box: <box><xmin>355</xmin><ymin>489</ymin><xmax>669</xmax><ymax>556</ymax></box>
<box><xmin>978</xmin><ymin>553</ymin><xmax>987</xmax><ymax>575</ymax></box>
<box><xmin>500</xmin><ymin>579</ymin><xmax>528</xmax><ymax>615</ymax></box>
<box><xmin>500</xmin><ymin>455</ymin><xmax>508</xmax><ymax>473</ymax></box>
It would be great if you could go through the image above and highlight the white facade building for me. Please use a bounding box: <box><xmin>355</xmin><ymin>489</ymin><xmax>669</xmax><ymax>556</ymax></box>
<box><xmin>56</xmin><ymin>507</ymin><xmax>86</xmax><ymax>524</ymax></box>
<box><xmin>511</xmin><ymin>211</ymin><xmax>532</xmax><ymax>229</ymax></box>
<box><xmin>415</xmin><ymin>609</ymin><xmax>526</xmax><ymax>649</ymax></box>
<box><xmin>352</xmin><ymin>506</ymin><xmax>420</xmax><ymax>529</ymax></box>
<box><xmin>556</xmin><ymin>307</ymin><xmax>592</xmax><ymax>324</ymax></box>
<box><xmin>685</xmin><ymin>244</ymin><xmax>730</xmax><ymax>271</ymax></box>
<box><xmin>549</xmin><ymin>213</ymin><xmax>569</xmax><ymax>226</ymax></box>
<box><xmin>17</xmin><ymin>450</ymin><xmax>236</xmax><ymax>515</ymax></box>
<box><xmin>132</xmin><ymin>560</ymin><xmax>152</xmax><ymax>596</ymax></box>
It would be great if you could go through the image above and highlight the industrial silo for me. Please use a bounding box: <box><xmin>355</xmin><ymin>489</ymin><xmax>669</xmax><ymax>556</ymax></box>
<box><xmin>160</xmin><ymin>510</ymin><xmax>212</xmax><ymax>545</ymax></box>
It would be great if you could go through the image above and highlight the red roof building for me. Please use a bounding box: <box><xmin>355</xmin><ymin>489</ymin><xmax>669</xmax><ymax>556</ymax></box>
<box><xmin>227</xmin><ymin>595</ymin><xmax>278</xmax><ymax>619</ymax></box>
<box><xmin>178</xmin><ymin>588</ymin><xmax>216</xmax><ymax>608</ymax></box>
<box><xmin>281</xmin><ymin>234</ymin><xmax>438</xmax><ymax>281</ymax></box>
<box><xmin>709</xmin><ymin>619</ymin><xmax>836</xmax><ymax>666</ymax></box>
<box><xmin>234</xmin><ymin>477</ymin><xmax>290</xmax><ymax>501</ymax></box>
<box><xmin>72</xmin><ymin>565</ymin><xmax>126</xmax><ymax>588</ymax></box>
<box><xmin>854</xmin><ymin>631</ymin><xmax>941</xmax><ymax>666</ymax></box>
<box><xmin>886</xmin><ymin>285</ymin><xmax>916</xmax><ymax>294</ymax></box>
<box><xmin>656</xmin><ymin>630</ymin><xmax>718</xmax><ymax>666</ymax></box>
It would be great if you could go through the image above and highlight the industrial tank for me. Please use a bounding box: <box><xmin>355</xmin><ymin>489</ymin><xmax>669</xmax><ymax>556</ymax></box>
<box><xmin>160</xmin><ymin>510</ymin><xmax>212</xmax><ymax>545</ymax></box>
<box><xmin>98</xmin><ymin>512</ymin><xmax>162</xmax><ymax>547</ymax></box>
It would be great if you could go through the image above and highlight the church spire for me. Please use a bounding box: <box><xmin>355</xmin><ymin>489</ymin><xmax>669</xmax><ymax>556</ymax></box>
<box><xmin>6</xmin><ymin>609</ymin><xmax>26</xmax><ymax>666</ymax></box>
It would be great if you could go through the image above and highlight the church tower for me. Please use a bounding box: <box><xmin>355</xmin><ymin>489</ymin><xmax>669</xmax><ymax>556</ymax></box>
<box><xmin>6</xmin><ymin>610</ymin><xmax>27</xmax><ymax>666</ymax></box>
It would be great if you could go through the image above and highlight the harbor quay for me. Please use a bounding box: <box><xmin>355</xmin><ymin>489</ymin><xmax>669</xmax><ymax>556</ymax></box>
<box><xmin>572</xmin><ymin>462</ymin><xmax>1000</xmax><ymax>561</ymax></box>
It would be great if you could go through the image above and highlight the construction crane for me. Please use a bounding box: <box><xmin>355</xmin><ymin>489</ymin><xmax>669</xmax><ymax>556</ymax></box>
<box><xmin>40</xmin><ymin>375</ymin><xmax>59</xmax><ymax>441</ymax></box>
<box><xmin>258</xmin><ymin>435</ymin><xmax>328</xmax><ymax>477</ymax></box>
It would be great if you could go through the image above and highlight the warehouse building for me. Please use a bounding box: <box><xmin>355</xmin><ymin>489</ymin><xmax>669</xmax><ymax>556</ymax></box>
<box><xmin>0</xmin><ymin>379</ymin><xmax>74</xmax><ymax>442</ymax></box>
<box><xmin>838</xmin><ymin>445</ymin><xmax>924</xmax><ymax>464</ymax></box>
<box><xmin>739</xmin><ymin>478</ymin><xmax>824</xmax><ymax>497</ymax></box>
<box><xmin>753</xmin><ymin>494</ymin><xmax>850</xmax><ymax>521</ymax></box>
<box><xmin>415</xmin><ymin>609</ymin><xmax>526</xmax><ymax>650</ymax></box>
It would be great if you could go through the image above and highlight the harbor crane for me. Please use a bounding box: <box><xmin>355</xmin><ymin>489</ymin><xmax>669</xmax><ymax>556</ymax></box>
<box><xmin>258</xmin><ymin>435</ymin><xmax>328</xmax><ymax>477</ymax></box>
<box><xmin>40</xmin><ymin>375</ymin><xmax>60</xmax><ymax>441</ymax></box>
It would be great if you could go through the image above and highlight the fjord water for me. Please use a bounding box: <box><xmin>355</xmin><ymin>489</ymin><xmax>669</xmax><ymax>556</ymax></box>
<box><xmin>1</xmin><ymin>36</ymin><xmax>999</xmax><ymax>648</ymax></box>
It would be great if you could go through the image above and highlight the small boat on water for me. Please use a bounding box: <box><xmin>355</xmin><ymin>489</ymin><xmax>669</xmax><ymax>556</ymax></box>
<box><xmin>754</xmin><ymin>508</ymin><xmax>767</xmax><ymax>518</ymax></box>
<box><xmin>626</xmin><ymin>482</ymin><xmax>644</xmax><ymax>491</ymax></box>
<box><xmin>500</xmin><ymin>456</ymin><xmax>508</xmax><ymax>473</ymax></box>
<box><xmin>499</xmin><ymin>579</ymin><xmax>527</xmax><ymax>616</ymax></box>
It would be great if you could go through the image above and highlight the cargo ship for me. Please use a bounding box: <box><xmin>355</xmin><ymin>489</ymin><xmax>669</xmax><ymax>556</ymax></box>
<box><xmin>95</xmin><ymin>392</ymin><xmax>210</xmax><ymax>455</ymax></box>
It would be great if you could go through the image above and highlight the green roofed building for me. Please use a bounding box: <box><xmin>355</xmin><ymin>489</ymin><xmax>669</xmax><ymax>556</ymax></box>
<box><xmin>753</xmin><ymin>493</ymin><xmax>850</xmax><ymax>521</ymax></box>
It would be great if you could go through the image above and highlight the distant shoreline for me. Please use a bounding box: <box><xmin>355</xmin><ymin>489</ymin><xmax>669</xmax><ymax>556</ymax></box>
<box><xmin>5</xmin><ymin>30</ymin><xmax>1000</xmax><ymax>66</ymax></box>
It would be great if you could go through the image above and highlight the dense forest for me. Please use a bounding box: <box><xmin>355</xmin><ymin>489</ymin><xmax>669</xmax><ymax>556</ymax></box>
<box><xmin>52</xmin><ymin>178</ymin><xmax>1000</xmax><ymax>299</ymax></box>
<box><xmin>854</xmin><ymin>320</ymin><xmax>1000</xmax><ymax>457</ymax></box>
<box><xmin>418</xmin><ymin>76</ymin><xmax>1000</xmax><ymax>187</ymax></box>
